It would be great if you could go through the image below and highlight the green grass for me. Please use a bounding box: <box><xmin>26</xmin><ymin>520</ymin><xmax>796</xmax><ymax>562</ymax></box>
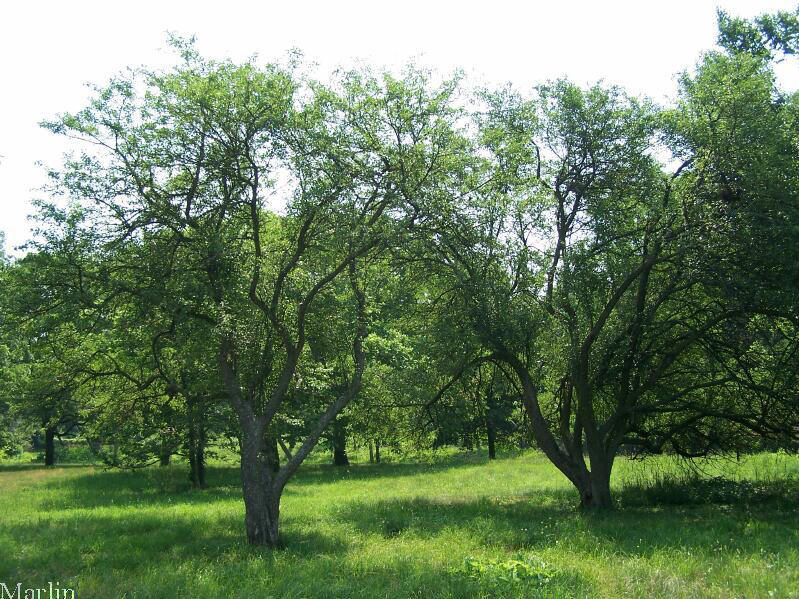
<box><xmin>1</xmin><ymin>450</ymin><xmax>798</xmax><ymax>598</ymax></box>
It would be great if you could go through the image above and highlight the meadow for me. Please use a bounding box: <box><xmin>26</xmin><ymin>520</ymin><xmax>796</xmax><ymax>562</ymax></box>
<box><xmin>1</xmin><ymin>450</ymin><xmax>798</xmax><ymax>598</ymax></box>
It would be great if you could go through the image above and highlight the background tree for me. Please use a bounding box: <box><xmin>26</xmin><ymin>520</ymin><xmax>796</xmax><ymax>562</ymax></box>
<box><xmin>425</xmin><ymin>53</ymin><xmax>799</xmax><ymax>508</ymax></box>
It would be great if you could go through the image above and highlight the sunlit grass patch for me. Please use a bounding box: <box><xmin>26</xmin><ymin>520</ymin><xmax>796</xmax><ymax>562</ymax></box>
<box><xmin>0</xmin><ymin>450</ymin><xmax>797</xmax><ymax>598</ymax></box>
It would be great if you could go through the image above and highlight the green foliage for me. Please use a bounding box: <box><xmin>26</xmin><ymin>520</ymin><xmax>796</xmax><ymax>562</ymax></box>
<box><xmin>717</xmin><ymin>7</ymin><xmax>799</xmax><ymax>60</ymax></box>
<box><xmin>461</xmin><ymin>554</ymin><xmax>558</xmax><ymax>587</ymax></box>
<box><xmin>3</xmin><ymin>7</ymin><xmax>799</xmax><ymax>550</ymax></box>
<box><xmin>0</xmin><ymin>422</ymin><xmax>29</xmax><ymax>459</ymax></box>
<box><xmin>30</xmin><ymin>439</ymin><xmax>97</xmax><ymax>464</ymax></box>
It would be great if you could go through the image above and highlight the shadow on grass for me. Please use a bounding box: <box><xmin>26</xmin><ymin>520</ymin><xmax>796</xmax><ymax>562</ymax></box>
<box><xmin>33</xmin><ymin>465</ymin><xmax>243</xmax><ymax>511</ymax></box>
<box><xmin>618</xmin><ymin>471</ymin><xmax>799</xmax><ymax>510</ymax></box>
<box><xmin>29</xmin><ymin>449</ymin><xmax>799</xmax><ymax>514</ymax></box>
<box><xmin>1</xmin><ymin>500</ymin><xmax>591</xmax><ymax>598</ymax></box>
<box><xmin>337</xmin><ymin>490</ymin><xmax>799</xmax><ymax>560</ymax></box>
<box><xmin>4</xmin><ymin>454</ymin><xmax>797</xmax><ymax>598</ymax></box>
<box><xmin>0</xmin><ymin>510</ymin><xmax>348</xmax><ymax>582</ymax></box>
<box><xmin>8</xmin><ymin>482</ymin><xmax>793</xmax><ymax>597</ymax></box>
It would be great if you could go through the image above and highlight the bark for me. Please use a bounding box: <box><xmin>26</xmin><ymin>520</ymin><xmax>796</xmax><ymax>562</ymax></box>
<box><xmin>187</xmin><ymin>399</ymin><xmax>207</xmax><ymax>488</ymax></box>
<box><xmin>573</xmin><ymin>372</ymin><xmax>617</xmax><ymax>510</ymax></box>
<box><xmin>368</xmin><ymin>441</ymin><xmax>374</xmax><ymax>463</ymax></box>
<box><xmin>195</xmin><ymin>440</ymin><xmax>206</xmax><ymax>488</ymax></box>
<box><xmin>277</xmin><ymin>436</ymin><xmax>294</xmax><ymax>461</ymax></box>
<box><xmin>265</xmin><ymin>429</ymin><xmax>280</xmax><ymax>473</ymax></box>
<box><xmin>486</xmin><ymin>395</ymin><xmax>497</xmax><ymax>460</ymax></box>
<box><xmin>574</xmin><ymin>461</ymin><xmax>613</xmax><ymax>510</ymax></box>
<box><xmin>159</xmin><ymin>430</ymin><xmax>172</xmax><ymax>467</ymax></box>
<box><xmin>44</xmin><ymin>426</ymin><xmax>56</xmax><ymax>466</ymax></box>
<box><xmin>221</xmin><ymin>259</ymin><xmax>369</xmax><ymax>546</ymax></box>
<box><xmin>502</xmin><ymin>352</ymin><xmax>618</xmax><ymax>509</ymax></box>
<box><xmin>188</xmin><ymin>429</ymin><xmax>206</xmax><ymax>488</ymax></box>
<box><xmin>197</xmin><ymin>423</ymin><xmax>206</xmax><ymax>487</ymax></box>
<box><xmin>188</xmin><ymin>423</ymin><xmax>197</xmax><ymax>484</ymax></box>
<box><xmin>374</xmin><ymin>438</ymin><xmax>381</xmax><ymax>463</ymax></box>
<box><xmin>332</xmin><ymin>417</ymin><xmax>349</xmax><ymax>466</ymax></box>
<box><xmin>240</xmin><ymin>426</ymin><xmax>280</xmax><ymax>546</ymax></box>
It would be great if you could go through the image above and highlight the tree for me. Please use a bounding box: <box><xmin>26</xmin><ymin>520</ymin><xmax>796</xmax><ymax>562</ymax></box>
<box><xmin>42</xmin><ymin>42</ymin><xmax>466</xmax><ymax>544</ymax></box>
<box><xmin>0</xmin><ymin>209</ymin><xmax>102</xmax><ymax>466</ymax></box>
<box><xmin>0</xmin><ymin>243</ymin><xmax>35</xmax><ymax>459</ymax></box>
<box><xmin>426</xmin><ymin>59</ymin><xmax>799</xmax><ymax>508</ymax></box>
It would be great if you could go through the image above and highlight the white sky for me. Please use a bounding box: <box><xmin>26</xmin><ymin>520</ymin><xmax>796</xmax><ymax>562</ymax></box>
<box><xmin>2</xmin><ymin>0</ymin><xmax>798</xmax><ymax>255</ymax></box>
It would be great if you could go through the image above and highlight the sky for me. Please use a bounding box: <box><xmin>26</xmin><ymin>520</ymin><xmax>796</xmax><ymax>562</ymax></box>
<box><xmin>2</xmin><ymin>0</ymin><xmax>798</xmax><ymax>255</ymax></box>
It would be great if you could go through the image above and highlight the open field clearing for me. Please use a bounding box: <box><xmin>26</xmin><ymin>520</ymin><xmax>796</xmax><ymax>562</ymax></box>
<box><xmin>1</xmin><ymin>451</ymin><xmax>797</xmax><ymax>598</ymax></box>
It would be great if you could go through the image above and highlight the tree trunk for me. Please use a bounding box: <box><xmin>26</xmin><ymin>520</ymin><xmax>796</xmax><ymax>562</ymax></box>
<box><xmin>486</xmin><ymin>396</ymin><xmax>497</xmax><ymax>460</ymax></box>
<box><xmin>508</xmin><ymin>354</ymin><xmax>617</xmax><ymax>511</ymax></box>
<box><xmin>549</xmin><ymin>432</ymin><xmax>616</xmax><ymax>511</ymax></box>
<box><xmin>196</xmin><ymin>423</ymin><xmax>206</xmax><ymax>487</ymax></box>
<box><xmin>573</xmin><ymin>377</ymin><xmax>616</xmax><ymax>510</ymax></box>
<box><xmin>240</xmin><ymin>429</ymin><xmax>281</xmax><ymax>546</ymax></box>
<box><xmin>44</xmin><ymin>426</ymin><xmax>56</xmax><ymax>466</ymax></box>
<box><xmin>159</xmin><ymin>430</ymin><xmax>172</xmax><ymax>466</ymax></box>
<box><xmin>332</xmin><ymin>418</ymin><xmax>349</xmax><ymax>466</ymax></box>
<box><xmin>575</xmin><ymin>466</ymin><xmax>613</xmax><ymax>510</ymax></box>
<box><xmin>220</xmin><ymin>257</ymin><xmax>369</xmax><ymax>546</ymax></box>
<box><xmin>187</xmin><ymin>400</ymin><xmax>207</xmax><ymax>488</ymax></box>
<box><xmin>368</xmin><ymin>441</ymin><xmax>374</xmax><ymax>463</ymax></box>
<box><xmin>188</xmin><ymin>421</ymin><xmax>197</xmax><ymax>484</ymax></box>
<box><xmin>374</xmin><ymin>438</ymin><xmax>381</xmax><ymax>463</ymax></box>
<box><xmin>188</xmin><ymin>427</ymin><xmax>206</xmax><ymax>488</ymax></box>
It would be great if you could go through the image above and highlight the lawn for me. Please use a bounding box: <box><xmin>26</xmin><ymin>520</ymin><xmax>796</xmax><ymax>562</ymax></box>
<box><xmin>1</xmin><ymin>450</ymin><xmax>797</xmax><ymax>598</ymax></box>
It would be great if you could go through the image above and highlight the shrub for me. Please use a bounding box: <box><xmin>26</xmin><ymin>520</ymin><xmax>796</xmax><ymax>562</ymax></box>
<box><xmin>460</xmin><ymin>554</ymin><xmax>558</xmax><ymax>588</ymax></box>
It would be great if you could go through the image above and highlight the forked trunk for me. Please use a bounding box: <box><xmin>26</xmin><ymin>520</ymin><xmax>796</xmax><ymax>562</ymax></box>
<box><xmin>510</xmin><ymin>356</ymin><xmax>617</xmax><ymax>511</ymax></box>
<box><xmin>265</xmin><ymin>429</ymin><xmax>280</xmax><ymax>473</ymax></box>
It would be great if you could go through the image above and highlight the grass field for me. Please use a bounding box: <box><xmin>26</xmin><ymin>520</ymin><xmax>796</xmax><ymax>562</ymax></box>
<box><xmin>1</xmin><ymin>450</ymin><xmax>798</xmax><ymax>598</ymax></box>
